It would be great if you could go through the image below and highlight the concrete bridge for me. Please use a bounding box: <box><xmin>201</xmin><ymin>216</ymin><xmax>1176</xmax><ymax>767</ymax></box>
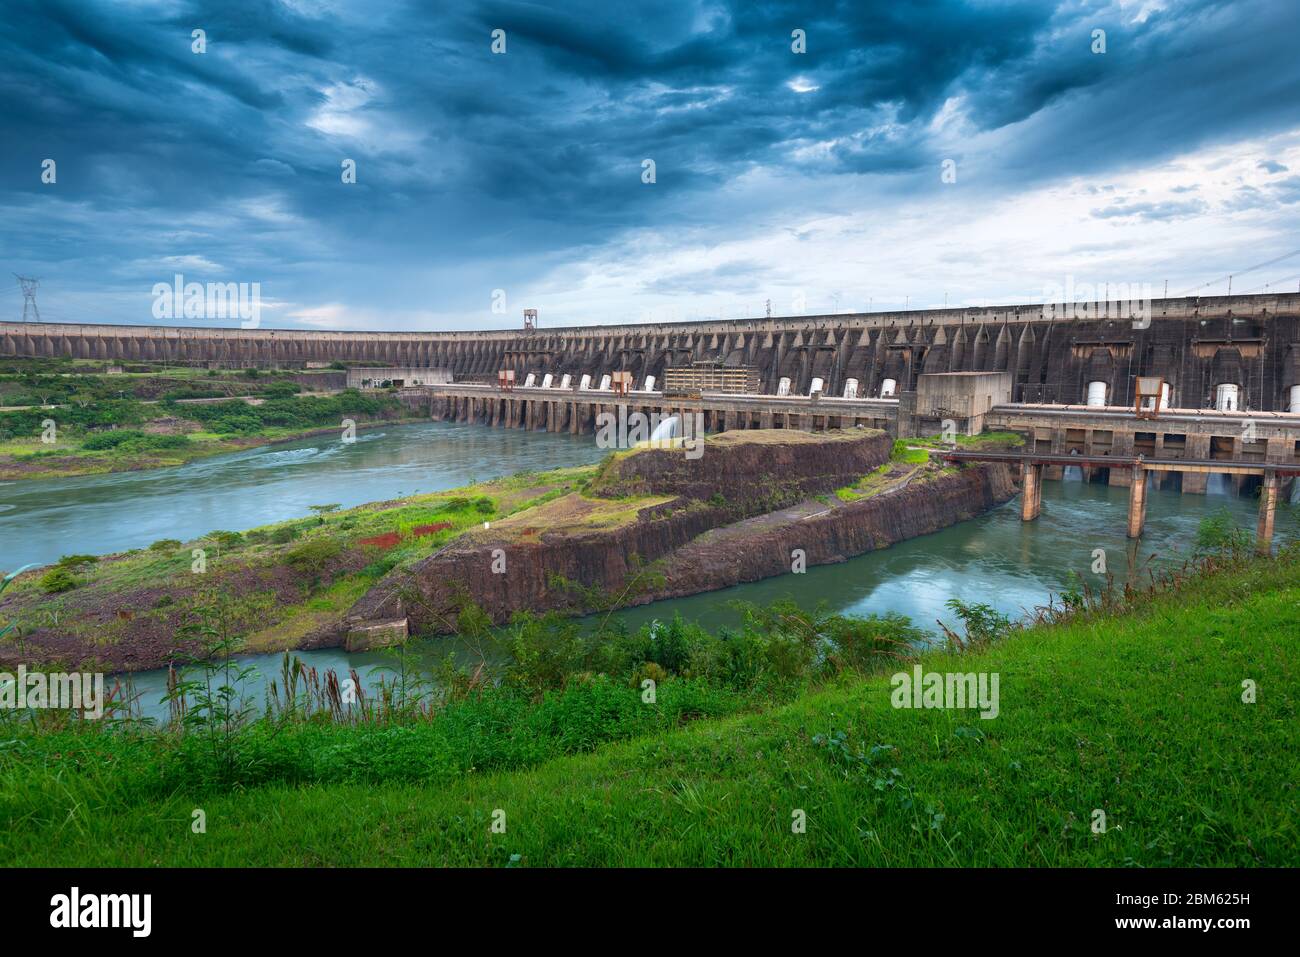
<box><xmin>5</xmin><ymin>292</ymin><xmax>1300</xmax><ymax>413</ymax></box>
<box><xmin>410</xmin><ymin>376</ymin><xmax>1299</xmax><ymax>549</ymax></box>
<box><xmin>984</xmin><ymin>403</ymin><xmax>1299</xmax><ymax>494</ymax></box>
<box><xmin>415</xmin><ymin>382</ymin><xmax>900</xmax><ymax>435</ymax></box>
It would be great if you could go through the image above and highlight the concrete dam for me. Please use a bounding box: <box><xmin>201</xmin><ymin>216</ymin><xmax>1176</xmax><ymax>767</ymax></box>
<box><xmin>5</xmin><ymin>292</ymin><xmax>1300</xmax><ymax>413</ymax></box>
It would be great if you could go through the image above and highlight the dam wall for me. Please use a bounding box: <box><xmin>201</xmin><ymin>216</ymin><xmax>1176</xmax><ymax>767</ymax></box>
<box><xmin>5</xmin><ymin>293</ymin><xmax>1300</xmax><ymax>412</ymax></box>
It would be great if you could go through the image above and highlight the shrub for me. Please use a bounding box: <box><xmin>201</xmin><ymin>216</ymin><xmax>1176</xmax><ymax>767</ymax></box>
<box><xmin>81</xmin><ymin>430</ymin><xmax>189</xmax><ymax>453</ymax></box>
<box><xmin>1195</xmin><ymin>509</ymin><xmax>1251</xmax><ymax>556</ymax></box>
<box><xmin>269</xmin><ymin>525</ymin><xmax>300</xmax><ymax>544</ymax></box>
<box><xmin>56</xmin><ymin>554</ymin><xmax>97</xmax><ymax>569</ymax></box>
<box><xmin>161</xmin><ymin>389</ymin><xmax>225</xmax><ymax>401</ymax></box>
<box><xmin>942</xmin><ymin>598</ymin><xmax>1013</xmax><ymax>650</ymax></box>
<box><xmin>502</xmin><ymin>612</ymin><xmax>591</xmax><ymax>698</ymax></box>
<box><xmin>286</xmin><ymin>538</ymin><xmax>344</xmax><ymax>569</ymax></box>
<box><xmin>39</xmin><ymin>567</ymin><xmax>79</xmax><ymax>593</ymax></box>
<box><xmin>149</xmin><ymin>538</ymin><xmax>182</xmax><ymax>551</ymax></box>
<box><xmin>822</xmin><ymin>612</ymin><xmax>925</xmax><ymax>672</ymax></box>
<box><xmin>208</xmin><ymin>530</ymin><xmax>244</xmax><ymax>550</ymax></box>
<box><xmin>210</xmin><ymin>413</ymin><xmax>262</xmax><ymax>435</ymax></box>
<box><xmin>81</xmin><ymin>430</ymin><xmax>145</xmax><ymax>451</ymax></box>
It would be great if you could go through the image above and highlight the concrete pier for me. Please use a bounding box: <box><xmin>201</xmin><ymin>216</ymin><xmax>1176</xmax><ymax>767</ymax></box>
<box><xmin>1020</xmin><ymin>462</ymin><xmax>1042</xmax><ymax>521</ymax></box>
<box><xmin>1257</xmin><ymin>471</ymin><xmax>1279</xmax><ymax>554</ymax></box>
<box><xmin>1127</xmin><ymin>466</ymin><xmax>1148</xmax><ymax>539</ymax></box>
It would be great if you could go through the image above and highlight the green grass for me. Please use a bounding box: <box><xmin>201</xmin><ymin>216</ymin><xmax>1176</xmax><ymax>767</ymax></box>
<box><xmin>910</xmin><ymin>430</ymin><xmax>1027</xmax><ymax>450</ymax></box>
<box><xmin>835</xmin><ymin>454</ymin><xmax>924</xmax><ymax>502</ymax></box>
<box><xmin>0</xmin><ymin>550</ymin><xmax>1295</xmax><ymax>866</ymax></box>
<box><xmin>892</xmin><ymin>439</ymin><xmax>932</xmax><ymax>464</ymax></box>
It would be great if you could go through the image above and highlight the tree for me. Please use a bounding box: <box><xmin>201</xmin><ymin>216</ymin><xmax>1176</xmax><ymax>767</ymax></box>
<box><xmin>307</xmin><ymin>503</ymin><xmax>342</xmax><ymax>524</ymax></box>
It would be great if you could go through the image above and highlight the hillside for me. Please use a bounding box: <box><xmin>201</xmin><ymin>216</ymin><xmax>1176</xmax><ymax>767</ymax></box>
<box><xmin>1</xmin><ymin>546</ymin><xmax>1295</xmax><ymax>866</ymax></box>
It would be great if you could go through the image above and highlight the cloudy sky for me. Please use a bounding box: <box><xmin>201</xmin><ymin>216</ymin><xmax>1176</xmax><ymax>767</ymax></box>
<box><xmin>2</xmin><ymin>0</ymin><xmax>1299</xmax><ymax>331</ymax></box>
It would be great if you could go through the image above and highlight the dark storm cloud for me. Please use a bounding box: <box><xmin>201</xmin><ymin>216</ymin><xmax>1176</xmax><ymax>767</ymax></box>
<box><xmin>0</xmin><ymin>0</ymin><xmax>1298</xmax><ymax>327</ymax></box>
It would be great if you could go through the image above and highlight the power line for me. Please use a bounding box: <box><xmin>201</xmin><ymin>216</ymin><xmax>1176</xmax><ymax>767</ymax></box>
<box><xmin>1240</xmin><ymin>273</ymin><xmax>1300</xmax><ymax>295</ymax></box>
<box><xmin>1180</xmin><ymin>248</ymin><xmax>1300</xmax><ymax>296</ymax></box>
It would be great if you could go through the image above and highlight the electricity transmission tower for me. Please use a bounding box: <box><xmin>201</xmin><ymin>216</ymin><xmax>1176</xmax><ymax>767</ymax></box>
<box><xmin>14</xmin><ymin>275</ymin><xmax>40</xmax><ymax>322</ymax></box>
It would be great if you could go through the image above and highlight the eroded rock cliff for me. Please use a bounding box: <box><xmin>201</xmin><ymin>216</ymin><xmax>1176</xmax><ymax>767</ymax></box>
<box><xmin>338</xmin><ymin>430</ymin><xmax>1015</xmax><ymax>643</ymax></box>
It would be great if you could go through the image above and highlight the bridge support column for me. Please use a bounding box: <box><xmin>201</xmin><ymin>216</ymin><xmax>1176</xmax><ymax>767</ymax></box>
<box><xmin>1106</xmin><ymin>431</ymin><xmax>1134</xmax><ymax>487</ymax></box>
<box><xmin>1127</xmin><ymin>466</ymin><xmax>1148</xmax><ymax>539</ymax></box>
<box><xmin>1020</xmin><ymin>462</ymin><xmax>1042</xmax><ymax>522</ymax></box>
<box><xmin>1181</xmin><ymin>435</ymin><xmax>1210</xmax><ymax>494</ymax></box>
<box><xmin>1256</xmin><ymin>471</ymin><xmax>1278</xmax><ymax>555</ymax></box>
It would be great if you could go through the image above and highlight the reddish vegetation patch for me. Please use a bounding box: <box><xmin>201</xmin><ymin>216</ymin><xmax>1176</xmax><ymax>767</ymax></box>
<box><xmin>359</xmin><ymin>531</ymin><xmax>402</xmax><ymax>550</ymax></box>
<box><xmin>411</xmin><ymin>521</ymin><xmax>453</xmax><ymax>537</ymax></box>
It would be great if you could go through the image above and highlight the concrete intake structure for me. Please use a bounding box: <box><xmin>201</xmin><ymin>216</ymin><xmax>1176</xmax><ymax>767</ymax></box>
<box><xmin>5</xmin><ymin>292</ymin><xmax>1300</xmax><ymax>413</ymax></box>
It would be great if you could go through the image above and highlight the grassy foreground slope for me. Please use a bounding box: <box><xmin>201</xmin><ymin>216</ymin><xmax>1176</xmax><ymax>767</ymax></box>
<box><xmin>4</xmin><ymin>551</ymin><xmax>1297</xmax><ymax>867</ymax></box>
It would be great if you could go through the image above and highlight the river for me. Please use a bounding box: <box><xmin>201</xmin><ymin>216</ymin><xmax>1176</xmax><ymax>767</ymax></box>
<box><xmin>1</xmin><ymin>425</ymin><xmax>1282</xmax><ymax>723</ymax></box>
<box><xmin>0</xmin><ymin>421</ymin><xmax>606</xmax><ymax>569</ymax></box>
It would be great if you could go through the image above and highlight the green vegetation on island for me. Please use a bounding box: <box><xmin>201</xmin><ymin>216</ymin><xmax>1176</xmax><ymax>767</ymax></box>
<box><xmin>0</xmin><ymin>356</ymin><xmax>412</xmax><ymax>480</ymax></box>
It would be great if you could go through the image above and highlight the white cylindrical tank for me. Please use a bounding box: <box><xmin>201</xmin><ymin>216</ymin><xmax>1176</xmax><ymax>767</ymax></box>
<box><xmin>598</xmin><ymin>374</ymin><xmax>612</xmax><ymax>391</ymax></box>
<box><xmin>880</xmin><ymin>378</ymin><xmax>897</xmax><ymax>398</ymax></box>
<box><xmin>1215</xmin><ymin>383</ymin><xmax>1239</xmax><ymax>411</ymax></box>
<box><xmin>643</xmin><ymin>375</ymin><xmax>656</xmax><ymax>392</ymax></box>
<box><xmin>1290</xmin><ymin>384</ymin><xmax>1300</xmax><ymax>413</ymax></box>
<box><xmin>523</xmin><ymin>373</ymin><xmax>536</xmax><ymax>388</ymax></box>
<box><xmin>540</xmin><ymin>373</ymin><xmax>553</xmax><ymax>389</ymax></box>
<box><xmin>1086</xmin><ymin>381</ymin><xmax>1107</xmax><ymax>407</ymax></box>
<box><xmin>776</xmin><ymin>377</ymin><xmax>791</xmax><ymax>396</ymax></box>
<box><xmin>843</xmin><ymin>378</ymin><xmax>859</xmax><ymax>399</ymax></box>
<box><xmin>560</xmin><ymin>374</ymin><xmax>572</xmax><ymax>390</ymax></box>
<box><xmin>809</xmin><ymin>377</ymin><xmax>824</xmax><ymax>395</ymax></box>
<box><xmin>579</xmin><ymin>374</ymin><xmax>591</xmax><ymax>391</ymax></box>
